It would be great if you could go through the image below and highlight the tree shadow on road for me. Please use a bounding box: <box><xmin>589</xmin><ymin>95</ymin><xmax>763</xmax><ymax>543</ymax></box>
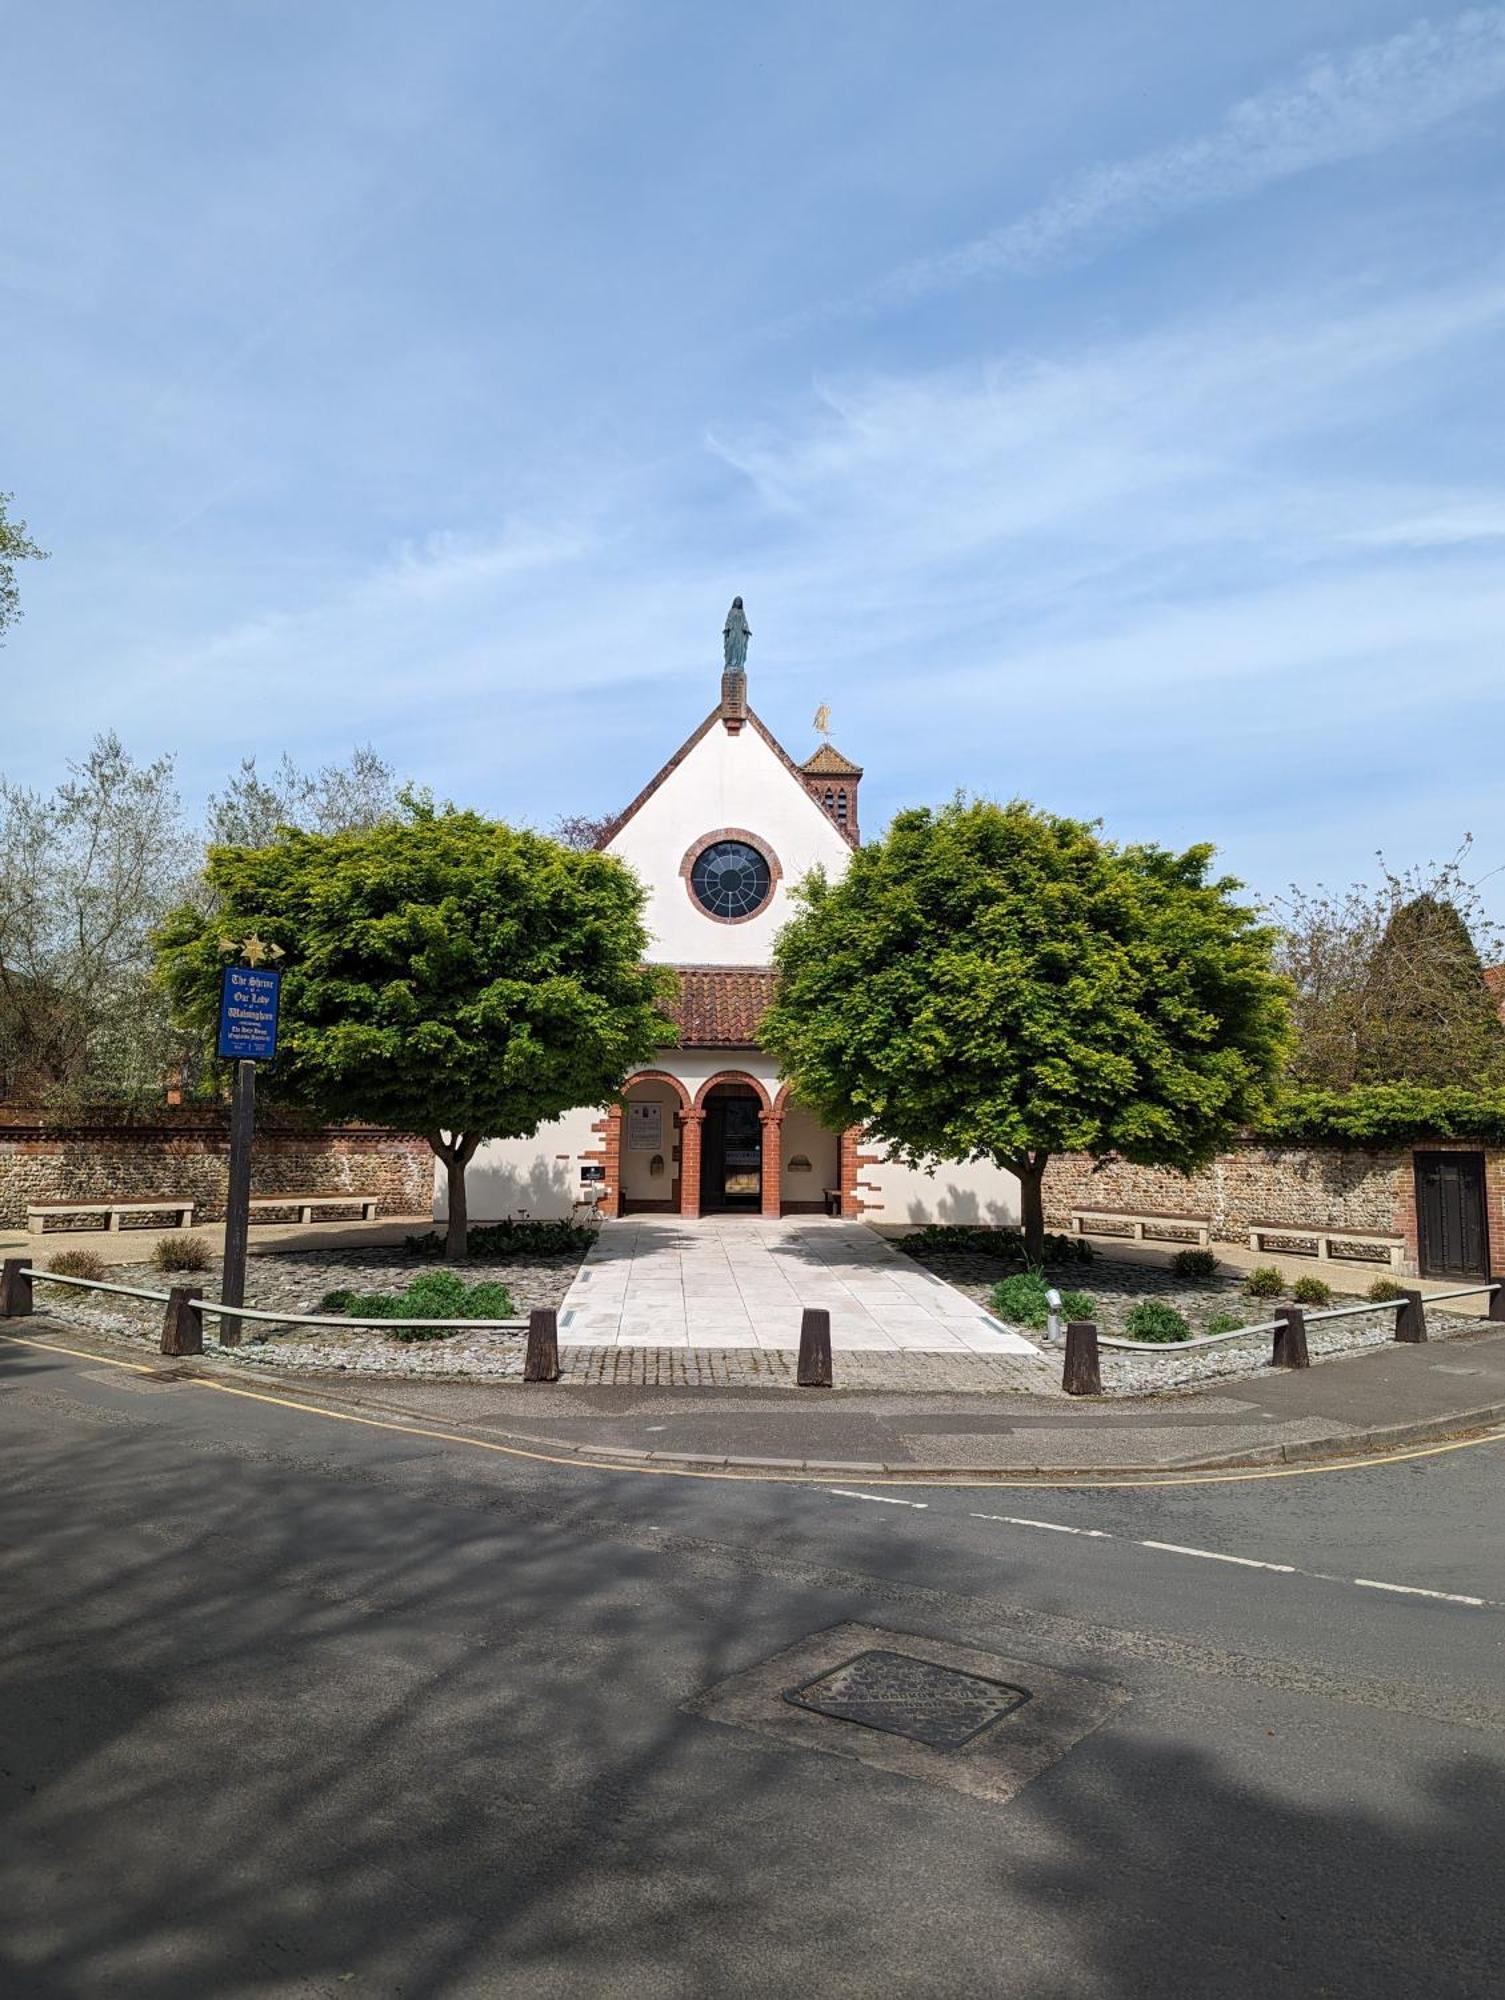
<box><xmin>1</xmin><ymin>1343</ymin><xmax>1501</xmax><ymax>1997</ymax></box>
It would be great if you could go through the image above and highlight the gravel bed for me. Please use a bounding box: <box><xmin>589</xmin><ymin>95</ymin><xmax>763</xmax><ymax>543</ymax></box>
<box><xmin>901</xmin><ymin>1244</ymin><xmax>1482</xmax><ymax>1395</ymax></box>
<box><xmin>29</xmin><ymin>1244</ymin><xmax>582</xmax><ymax>1379</ymax></box>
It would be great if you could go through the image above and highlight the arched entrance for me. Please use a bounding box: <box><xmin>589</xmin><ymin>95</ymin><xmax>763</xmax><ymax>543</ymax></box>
<box><xmin>617</xmin><ymin>1071</ymin><xmax>693</xmax><ymax>1216</ymax></box>
<box><xmin>695</xmin><ymin>1072</ymin><xmax>773</xmax><ymax>1216</ymax></box>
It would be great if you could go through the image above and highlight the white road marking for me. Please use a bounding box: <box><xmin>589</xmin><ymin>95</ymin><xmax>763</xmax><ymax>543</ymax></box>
<box><xmin>971</xmin><ymin>1512</ymin><xmax>1111</xmax><ymax>1538</ymax></box>
<box><xmin>1140</xmin><ymin>1540</ymin><xmax>1297</xmax><ymax>1573</ymax></box>
<box><xmin>828</xmin><ymin>1489</ymin><xmax>929</xmax><ymax>1509</ymax></box>
<box><xmin>924</xmin><ymin>1506</ymin><xmax>1497</xmax><ymax>1609</ymax></box>
<box><xmin>1353</xmin><ymin>1579</ymin><xmax>1487</xmax><ymax>1607</ymax></box>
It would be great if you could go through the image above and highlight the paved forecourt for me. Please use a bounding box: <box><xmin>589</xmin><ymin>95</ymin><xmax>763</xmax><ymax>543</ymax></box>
<box><xmin>557</xmin><ymin>1214</ymin><xmax>1047</xmax><ymax>1356</ymax></box>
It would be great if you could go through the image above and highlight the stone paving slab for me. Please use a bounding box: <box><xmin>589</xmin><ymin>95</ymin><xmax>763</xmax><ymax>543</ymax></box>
<box><xmin>559</xmin><ymin>1215</ymin><xmax>1047</xmax><ymax>1359</ymax></box>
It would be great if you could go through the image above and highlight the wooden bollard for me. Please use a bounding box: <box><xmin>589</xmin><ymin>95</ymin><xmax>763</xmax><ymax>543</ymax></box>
<box><xmin>1395</xmin><ymin>1288</ymin><xmax>1428</xmax><ymax>1344</ymax></box>
<box><xmin>1062</xmin><ymin>1320</ymin><xmax>1102</xmax><ymax>1396</ymax></box>
<box><xmin>0</xmin><ymin>1258</ymin><xmax>33</xmax><ymax>1317</ymax></box>
<box><xmin>797</xmin><ymin>1306</ymin><xmax>833</xmax><ymax>1388</ymax></box>
<box><xmin>523</xmin><ymin>1306</ymin><xmax>560</xmax><ymax>1382</ymax></box>
<box><xmin>160</xmin><ymin>1286</ymin><xmax>204</xmax><ymax>1357</ymax></box>
<box><xmin>1272</xmin><ymin>1305</ymin><xmax>1310</xmax><ymax>1370</ymax></box>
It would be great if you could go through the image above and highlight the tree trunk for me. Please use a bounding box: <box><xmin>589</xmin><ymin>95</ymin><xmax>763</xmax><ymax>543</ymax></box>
<box><xmin>429</xmin><ymin>1133</ymin><xmax>479</xmax><ymax>1263</ymax></box>
<box><xmin>445</xmin><ymin>1152</ymin><xmax>469</xmax><ymax>1262</ymax></box>
<box><xmin>1016</xmin><ymin>1153</ymin><xmax>1049</xmax><ymax>1264</ymax></box>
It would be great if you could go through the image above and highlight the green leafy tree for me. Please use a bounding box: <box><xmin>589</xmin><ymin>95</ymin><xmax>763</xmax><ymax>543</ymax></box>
<box><xmin>156</xmin><ymin>803</ymin><xmax>675</xmax><ymax>1258</ymax></box>
<box><xmin>762</xmin><ymin>798</ymin><xmax>1289</xmax><ymax>1260</ymax></box>
<box><xmin>0</xmin><ymin>492</ymin><xmax>47</xmax><ymax>644</ymax></box>
<box><xmin>1276</xmin><ymin>845</ymin><xmax>1505</xmax><ymax>1089</ymax></box>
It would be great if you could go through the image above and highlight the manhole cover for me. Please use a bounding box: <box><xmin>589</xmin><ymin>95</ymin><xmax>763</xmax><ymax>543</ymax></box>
<box><xmin>784</xmin><ymin>1650</ymin><xmax>1029</xmax><ymax>1749</ymax></box>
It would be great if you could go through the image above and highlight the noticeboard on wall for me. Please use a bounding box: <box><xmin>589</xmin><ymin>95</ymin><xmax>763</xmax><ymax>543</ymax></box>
<box><xmin>627</xmin><ymin>1102</ymin><xmax>663</xmax><ymax>1153</ymax></box>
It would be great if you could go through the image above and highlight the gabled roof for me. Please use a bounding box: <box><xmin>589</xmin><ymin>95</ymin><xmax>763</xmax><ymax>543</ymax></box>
<box><xmin>595</xmin><ymin>705</ymin><xmax>859</xmax><ymax>850</ymax></box>
<box><xmin>660</xmin><ymin>964</ymin><xmax>777</xmax><ymax>1047</ymax></box>
<box><xmin>799</xmin><ymin>741</ymin><xmax>863</xmax><ymax>778</ymax></box>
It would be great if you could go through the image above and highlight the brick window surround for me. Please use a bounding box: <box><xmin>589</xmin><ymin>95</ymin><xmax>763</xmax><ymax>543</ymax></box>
<box><xmin>678</xmin><ymin>829</ymin><xmax>783</xmax><ymax>927</ymax></box>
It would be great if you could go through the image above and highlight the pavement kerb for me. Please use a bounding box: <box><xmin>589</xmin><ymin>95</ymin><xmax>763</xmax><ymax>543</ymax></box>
<box><xmin>5</xmin><ymin>1319</ymin><xmax>1505</xmax><ymax>1485</ymax></box>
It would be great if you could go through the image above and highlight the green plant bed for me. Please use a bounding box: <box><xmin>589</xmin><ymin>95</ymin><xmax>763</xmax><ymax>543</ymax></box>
<box><xmin>318</xmin><ymin>1269</ymin><xmax>517</xmax><ymax>1340</ymax></box>
<box><xmin>903</xmin><ymin>1224</ymin><xmax>1094</xmax><ymax>1265</ymax></box>
<box><xmin>404</xmin><ymin>1219</ymin><xmax>597</xmax><ymax>1261</ymax></box>
<box><xmin>1291</xmin><ymin>1275</ymin><xmax>1333</xmax><ymax>1307</ymax></box>
<box><xmin>1204</xmin><ymin>1311</ymin><xmax>1247</xmax><ymax>1337</ymax></box>
<box><xmin>1123</xmin><ymin>1299</ymin><xmax>1191</xmax><ymax>1343</ymax></box>
<box><xmin>989</xmin><ymin>1270</ymin><xmax>1095</xmax><ymax>1330</ymax></box>
<box><xmin>1169</xmin><ymin>1248</ymin><xmax>1219</xmax><ymax>1283</ymax></box>
<box><xmin>1242</xmin><ymin>1264</ymin><xmax>1285</xmax><ymax>1299</ymax></box>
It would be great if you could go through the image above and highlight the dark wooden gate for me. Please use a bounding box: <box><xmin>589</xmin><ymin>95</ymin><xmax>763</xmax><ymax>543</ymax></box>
<box><xmin>1414</xmin><ymin>1151</ymin><xmax>1489</xmax><ymax>1279</ymax></box>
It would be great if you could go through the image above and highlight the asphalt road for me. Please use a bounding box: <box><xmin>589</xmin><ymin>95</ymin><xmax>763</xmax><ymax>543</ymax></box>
<box><xmin>2</xmin><ymin>1330</ymin><xmax>1503</xmax><ymax>1998</ymax></box>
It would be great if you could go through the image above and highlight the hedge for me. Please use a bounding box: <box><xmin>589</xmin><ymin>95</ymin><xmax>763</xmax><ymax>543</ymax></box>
<box><xmin>1252</xmin><ymin>1085</ymin><xmax>1505</xmax><ymax>1147</ymax></box>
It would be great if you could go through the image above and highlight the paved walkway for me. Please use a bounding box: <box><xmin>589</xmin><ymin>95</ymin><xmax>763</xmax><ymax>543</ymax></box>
<box><xmin>557</xmin><ymin>1215</ymin><xmax>1046</xmax><ymax>1358</ymax></box>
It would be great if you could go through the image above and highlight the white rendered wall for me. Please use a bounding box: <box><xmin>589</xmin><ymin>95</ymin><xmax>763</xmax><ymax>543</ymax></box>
<box><xmin>781</xmin><ymin>1101</ymin><xmax>840</xmax><ymax>1201</ymax></box>
<box><xmin>618</xmin><ymin>1077</ymin><xmax>682</xmax><ymax>1203</ymax></box>
<box><xmin>605</xmin><ymin>716</ymin><xmax>853</xmax><ymax>965</ymax></box>
<box><xmin>861</xmin><ymin>1153</ymin><xmax>1022</xmax><ymax>1228</ymax></box>
<box><xmin>445</xmin><ymin>1105</ymin><xmax>601</xmax><ymax>1221</ymax></box>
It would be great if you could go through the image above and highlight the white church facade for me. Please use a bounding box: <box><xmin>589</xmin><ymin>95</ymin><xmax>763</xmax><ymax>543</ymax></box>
<box><xmin>453</xmin><ymin>642</ymin><xmax>1022</xmax><ymax>1229</ymax></box>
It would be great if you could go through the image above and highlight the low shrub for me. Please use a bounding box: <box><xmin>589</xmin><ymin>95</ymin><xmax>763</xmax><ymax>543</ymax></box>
<box><xmin>48</xmin><ymin>1248</ymin><xmax>108</xmax><ymax>1281</ymax></box>
<box><xmin>1124</xmin><ymin>1299</ymin><xmax>1191</xmax><ymax>1343</ymax></box>
<box><xmin>902</xmin><ymin>1224</ymin><xmax>1094</xmax><ymax>1265</ymax></box>
<box><xmin>989</xmin><ymin>1269</ymin><xmax>1095</xmax><ymax>1329</ymax></box>
<box><xmin>403</xmin><ymin>1219</ymin><xmax>597</xmax><ymax>1262</ymax></box>
<box><xmin>320</xmin><ymin>1269</ymin><xmax>517</xmax><ymax>1339</ymax></box>
<box><xmin>1291</xmin><ymin>1275</ymin><xmax>1333</xmax><ymax>1307</ymax></box>
<box><xmin>151</xmin><ymin>1233</ymin><xmax>212</xmax><ymax>1273</ymax></box>
<box><xmin>1169</xmin><ymin>1248</ymin><xmax>1219</xmax><ymax>1283</ymax></box>
<box><xmin>1367</xmin><ymin>1277</ymin><xmax>1407</xmax><ymax>1302</ymax></box>
<box><xmin>1204</xmin><ymin>1310</ymin><xmax>1246</xmax><ymax>1337</ymax></box>
<box><xmin>1243</xmin><ymin>1265</ymin><xmax>1285</xmax><ymax>1299</ymax></box>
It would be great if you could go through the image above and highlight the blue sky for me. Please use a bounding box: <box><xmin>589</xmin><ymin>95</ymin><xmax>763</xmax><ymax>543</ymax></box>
<box><xmin>6</xmin><ymin>2</ymin><xmax>1505</xmax><ymax>909</ymax></box>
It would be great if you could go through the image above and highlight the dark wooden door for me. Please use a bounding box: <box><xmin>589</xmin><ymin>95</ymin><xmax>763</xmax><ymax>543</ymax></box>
<box><xmin>700</xmin><ymin>1094</ymin><xmax>762</xmax><ymax>1210</ymax></box>
<box><xmin>1414</xmin><ymin>1151</ymin><xmax>1489</xmax><ymax>1279</ymax></box>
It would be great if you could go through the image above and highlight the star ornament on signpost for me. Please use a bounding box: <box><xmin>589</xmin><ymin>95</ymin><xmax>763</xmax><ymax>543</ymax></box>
<box><xmin>218</xmin><ymin>933</ymin><xmax>285</xmax><ymax>966</ymax></box>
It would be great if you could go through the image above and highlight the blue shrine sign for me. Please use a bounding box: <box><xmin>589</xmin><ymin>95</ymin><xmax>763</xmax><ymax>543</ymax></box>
<box><xmin>217</xmin><ymin>966</ymin><xmax>282</xmax><ymax>1063</ymax></box>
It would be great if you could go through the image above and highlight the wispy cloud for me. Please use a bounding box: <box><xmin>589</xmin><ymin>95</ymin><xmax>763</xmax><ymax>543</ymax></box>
<box><xmin>861</xmin><ymin>8</ymin><xmax>1505</xmax><ymax>308</ymax></box>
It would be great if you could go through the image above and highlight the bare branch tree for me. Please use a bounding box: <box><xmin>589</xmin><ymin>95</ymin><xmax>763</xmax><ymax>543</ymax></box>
<box><xmin>0</xmin><ymin>735</ymin><xmax>196</xmax><ymax>1102</ymax></box>
<box><xmin>1274</xmin><ymin>840</ymin><xmax>1505</xmax><ymax>1089</ymax></box>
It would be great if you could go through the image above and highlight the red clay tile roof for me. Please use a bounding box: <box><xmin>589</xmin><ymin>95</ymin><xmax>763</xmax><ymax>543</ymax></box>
<box><xmin>799</xmin><ymin>741</ymin><xmax>863</xmax><ymax>777</ymax></box>
<box><xmin>661</xmin><ymin>964</ymin><xmax>778</xmax><ymax>1047</ymax></box>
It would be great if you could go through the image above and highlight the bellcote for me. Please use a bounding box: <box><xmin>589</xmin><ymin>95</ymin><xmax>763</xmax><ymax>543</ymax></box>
<box><xmin>799</xmin><ymin>741</ymin><xmax>863</xmax><ymax>842</ymax></box>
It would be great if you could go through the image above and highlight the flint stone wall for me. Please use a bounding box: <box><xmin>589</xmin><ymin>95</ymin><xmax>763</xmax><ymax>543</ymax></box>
<box><xmin>1043</xmin><ymin>1145</ymin><xmax>1408</xmax><ymax>1244</ymax></box>
<box><xmin>0</xmin><ymin>1108</ymin><xmax>431</xmax><ymax>1228</ymax></box>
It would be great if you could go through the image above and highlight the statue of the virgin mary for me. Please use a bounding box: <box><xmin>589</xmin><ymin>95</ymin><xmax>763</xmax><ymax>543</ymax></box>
<box><xmin>723</xmin><ymin>596</ymin><xmax>750</xmax><ymax>675</ymax></box>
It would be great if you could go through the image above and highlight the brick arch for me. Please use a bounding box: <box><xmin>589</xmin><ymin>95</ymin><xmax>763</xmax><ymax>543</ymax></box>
<box><xmin>621</xmin><ymin>1068</ymin><xmax>693</xmax><ymax>1112</ymax></box>
<box><xmin>693</xmin><ymin>1069</ymin><xmax>774</xmax><ymax>1113</ymax></box>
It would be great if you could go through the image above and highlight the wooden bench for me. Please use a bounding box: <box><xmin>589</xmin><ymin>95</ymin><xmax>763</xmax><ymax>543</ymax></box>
<box><xmin>247</xmin><ymin>1195</ymin><xmax>381</xmax><ymax>1225</ymax></box>
<box><xmin>1247</xmin><ymin>1223</ymin><xmax>1405</xmax><ymax>1271</ymax></box>
<box><xmin>28</xmin><ymin>1199</ymin><xmax>196</xmax><ymax>1233</ymax></box>
<box><xmin>823</xmin><ymin>1188</ymin><xmax>843</xmax><ymax>1218</ymax></box>
<box><xmin>1070</xmin><ymin>1209</ymin><xmax>1211</xmax><ymax>1247</ymax></box>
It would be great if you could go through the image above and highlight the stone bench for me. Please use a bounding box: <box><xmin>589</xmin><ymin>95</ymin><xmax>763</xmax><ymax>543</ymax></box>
<box><xmin>1069</xmin><ymin>1209</ymin><xmax>1211</xmax><ymax>1246</ymax></box>
<box><xmin>248</xmin><ymin>1195</ymin><xmax>381</xmax><ymax>1225</ymax></box>
<box><xmin>1247</xmin><ymin>1223</ymin><xmax>1405</xmax><ymax>1271</ymax></box>
<box><xmin>27</xmin><ymin>1198</ymin><xmax>196</xmax><ymax>1233</ymax></box>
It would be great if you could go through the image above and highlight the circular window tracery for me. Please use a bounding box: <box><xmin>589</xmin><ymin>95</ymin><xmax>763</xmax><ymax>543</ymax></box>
<box><xmin>690</xmin><ymin>839</ymin><xmax>772</xmax><ymax>920</ymax></box>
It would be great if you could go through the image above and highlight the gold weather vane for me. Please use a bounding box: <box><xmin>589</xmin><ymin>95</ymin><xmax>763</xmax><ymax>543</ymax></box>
<box><xmin>813</xmin><ymin>702</ymin><xmax>832</xmax><ymax>739</ymax></box>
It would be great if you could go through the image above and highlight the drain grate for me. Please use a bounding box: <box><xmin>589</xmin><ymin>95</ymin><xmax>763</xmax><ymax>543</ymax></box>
<box><xmin>783</xmin><ymin>1649</ymin><xmax>1029</xmax><ymax>1749</ymax></box>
